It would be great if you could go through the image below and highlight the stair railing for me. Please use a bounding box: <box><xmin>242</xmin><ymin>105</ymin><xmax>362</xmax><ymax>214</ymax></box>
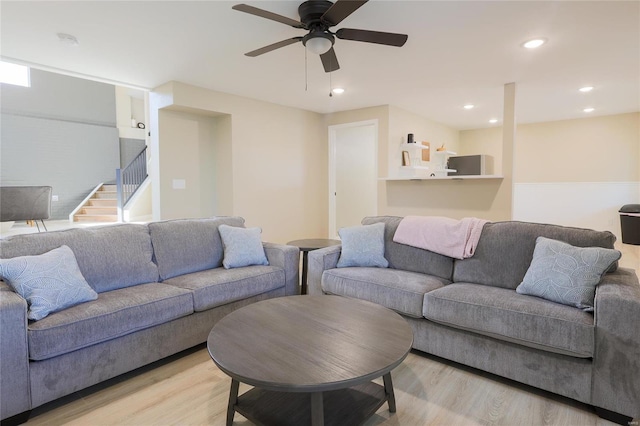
<box><xmin>116</xmin><ymin>146</ymin><xmax>147</xmax><ymax>222</ymax></box>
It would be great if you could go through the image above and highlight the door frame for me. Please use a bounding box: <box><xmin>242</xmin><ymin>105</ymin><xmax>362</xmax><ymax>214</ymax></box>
<box><xmin>328</xmin><ymin>119</ymin><xmax>379</xmax><ymax>238</ymax></box>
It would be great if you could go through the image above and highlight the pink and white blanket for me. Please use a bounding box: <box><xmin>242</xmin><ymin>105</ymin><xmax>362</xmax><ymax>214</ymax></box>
<box><xmin>393</xmin><ymin>216</ymin><xmax>489</xmax><ymax>259</ymax></box>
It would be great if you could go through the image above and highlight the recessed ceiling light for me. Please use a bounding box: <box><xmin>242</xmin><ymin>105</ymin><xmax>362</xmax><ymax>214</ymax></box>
<box><xmin>579</xmin><ymin>86</ymin><xmax>594</xmax><ymax>92</ymax></box>
<box><xmin>523</xmin><ymin>38</ymin><xmax>546</xmax><ymax>49</ymax></box>
<box><xmin>57</xmin><ymin>33</ymin><xmax>79</xmax><ymax>46</ymax></box>
<box><xmin>463</xmin><ymin>104</ymin><xmax>474</xmax><ymax>110</ymax></box>
<box><xmin>583</xmin><ymin>107</ymin><xmax>595</xmax><ymax>113</ymax></box>
<box><xmin>489</xmin><ymin>119</ymin><xmax>498</xmax><ymax>124</ymax></box>
<box><xmin>332</xmin><ymin>88</ymin><xmax>345</xmax><ymax>95</ymax></box>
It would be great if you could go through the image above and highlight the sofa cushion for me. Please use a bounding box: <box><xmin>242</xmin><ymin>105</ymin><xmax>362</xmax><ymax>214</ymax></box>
<box><xmin>161</xmin><ymin>266</ymin><xmax>285</xmax><ymax>312</ymax></box>
<box><xmin>218</xmin><ymin>225</ymin><xmax>269</xmax><ymax>269</ymax></box>
<box><xmin>0</xmin><ymin>245</ymin><xmax>98</xmax><ymax>321</ymax></box>
<box><xmin>362</xmin><ymin>216</ymin><xmax>453</xmax><ymax>280</ymax></box>
<box><xmin>149</xmin><ymin>217</ymin><xmax>245</xmax><ymax>280</ymax></box>
<box><xmin>322</xmin><ymin>267</ymin><xmax>449</xmax><ymax>318</ymax></box>
<box><xmin>0</xmin><ymin>224</ymin><xmax>159</xmax><ymax>293</ymax></box>
<box><xmin>337</xmin><ymin>222</ymin><xmax>388</xmax><ymax>268</ymax></box>
<box><xmin>423</xmin><ymin>283</ymin><xmax>595</xmax><ymax>358</ymax></box>
<box><xmin>452</xmin><ymin>221</ymin><xmax>617</xmax><ymax>290</ymax></box>
<box><xmin>516</xmin><ymin>237</ymin><xmax>621</xmax><ymax>311</ymax></box>
<box><xmin>27</xmin><ymin>283</ymin><xmax>193</xmax><ymax>361</ymax></box>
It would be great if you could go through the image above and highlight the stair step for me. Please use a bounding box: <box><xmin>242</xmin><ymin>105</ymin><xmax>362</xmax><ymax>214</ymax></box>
<box><xmin>101</xmin><ymin>184</ymin><xmax>117</xmax><ymax>191</ymax></box>
<box><xmin>82</xmin><ymin>206</ymin><xmax>117</xmax><ymax>215</ymax></box>
<box><xmin>93</xmin><ymin>191</ymin><xmax>117</xmax><ymax>199</ymax></box>
<box><xmin>74</xmin><ymin>214</ymin><xmax>118</xmax><ymax>222</ymax></box>
<box><xmin>89</xmin><ymin>199</ymin><xmax>117</xmax><ymax>207</ymax></box>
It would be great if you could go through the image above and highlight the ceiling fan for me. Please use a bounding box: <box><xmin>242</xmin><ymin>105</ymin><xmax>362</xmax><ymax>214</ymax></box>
<box><xmin>232</xmin><ymin>0</ymin><xmax>408</xmax><ymax>73</ymax></box>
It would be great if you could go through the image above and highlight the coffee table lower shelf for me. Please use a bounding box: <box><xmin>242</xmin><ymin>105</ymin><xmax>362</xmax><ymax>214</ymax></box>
<box><xmin>233</xmin><ymin>381</ymin><xmax>388</xmax><ymax>426</ymax></box>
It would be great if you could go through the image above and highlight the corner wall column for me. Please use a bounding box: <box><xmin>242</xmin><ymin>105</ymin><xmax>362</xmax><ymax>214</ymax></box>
<box><xmin>502</xmin><ymin>82</ymin><xmax>516</xmax><ymax>219</ymax></box>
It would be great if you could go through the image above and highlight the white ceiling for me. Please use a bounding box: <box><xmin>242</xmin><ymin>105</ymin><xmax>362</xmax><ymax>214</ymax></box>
<box><xmin>1</xmin><ymin>1</ymin><xmax>638</xmax><ymax>130</ymax></box>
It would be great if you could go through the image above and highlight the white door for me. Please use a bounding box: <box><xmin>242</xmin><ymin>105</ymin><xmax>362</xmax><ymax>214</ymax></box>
<box><xmin>329</xmin><ymin>120</ymin><xmax>378</xmax><ymax>238</ymax></box>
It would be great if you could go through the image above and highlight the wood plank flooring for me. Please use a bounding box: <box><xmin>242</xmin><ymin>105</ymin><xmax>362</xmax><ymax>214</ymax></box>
<box><xmin>26</xmin><ymin>346</ymin><xmax>623</xmax><ymax>426</ymax></box>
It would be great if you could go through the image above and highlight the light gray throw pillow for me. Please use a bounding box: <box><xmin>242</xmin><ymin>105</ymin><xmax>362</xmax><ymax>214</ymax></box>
<box><xmin>337</xmin><ymin>222</ymin><xmax>389</xmax><ymax>268</ymax></box>
<box><xmin>516</xmin><ymin>236</ymin><xmax>621</xmax><ymax>311</ymax></box>
<box><xmin>218</xmin><ymin>224</ymin><xmax>269</xmax><ymax>269</ymax></box>
<box><xmin>0</xmin><ymin>245</ymin><xmax>98</xmax><ymax>320</ymax></box>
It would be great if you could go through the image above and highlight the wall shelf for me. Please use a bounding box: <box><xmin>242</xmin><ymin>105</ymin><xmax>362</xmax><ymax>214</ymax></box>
<box><xmin>380</xmin><ymin>175</ymin><xmax>504</xmax><ymax>181</ymax></box>
<box><xmin>401</xmin><ymin>143</ymin><xmax>429</xmax><ymax>150</ymax></box>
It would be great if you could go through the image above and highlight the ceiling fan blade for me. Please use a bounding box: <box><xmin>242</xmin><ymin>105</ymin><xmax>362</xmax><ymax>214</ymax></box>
<box><xmin>232</xmin><ymin>4</ymin><xmax>304</xmax><ymax>28</ymax></box>
<box><xmin>320</xmin><ymin>47</ymin><xmax>340</xmax><ymax>73</ymax></box>
<box><xmin>321</xmin><ymin>0</ymin><xmax>368</xmax><ymax>27</ymax></box>
<box><xmin>245</xmin><ymin>37</ymin><xmax>303</xmax><ymax>57</ymax></box>
<box><xmin>336</xmin><ymin>28</ymin><xmax>408</xmax><ymax>47</ymax></box>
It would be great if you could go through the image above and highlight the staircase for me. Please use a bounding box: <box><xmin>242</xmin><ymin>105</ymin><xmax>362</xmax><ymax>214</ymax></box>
<box><xmin>72</xmin><ymin>184</ymin><xmax>118</xmax><ymax>222</ymax></box>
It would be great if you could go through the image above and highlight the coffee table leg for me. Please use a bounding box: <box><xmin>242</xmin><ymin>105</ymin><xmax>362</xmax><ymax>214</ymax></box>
<box><xmin>311</xmin><ymin>392</ymin><xmax>324</xmax><ymax>425</ymax></box>
<box><xmin>383</xmin><ymin>373</ymin><xmax>397</xmax><ymax>413</ymax></box>
<box><xmin>226</xmin><ymin>379</ymin><xmax>239</xmax><ymax>426</ymax></box>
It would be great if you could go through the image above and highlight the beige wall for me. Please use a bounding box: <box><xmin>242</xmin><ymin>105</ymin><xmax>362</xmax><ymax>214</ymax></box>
<box><xmin>460</xmin><ymin>112</ymin><xmax>639</xmax><ymax>237</ymax></box>
<box><xmin>323</xmin><ymin>104</ymin><xmax>513</xmax><ymax>221</ymax></box>
<box><xmin>514</xmin><ymin>112</ymin><xmax>639</xmax><ymax>183</ymax></box>
<box><xmin>460</xmin><ymin>112</ymin><xmax>639</xmax><ymax>184</ymax></box>
<box><xmin>150</xmin><ymin>80</ymin><xmax>638</xmax><ymax>240</ymax></box>
<box><xmin>150</xmin><ymin>82</ymin><xmax>326</xmax><ymax>243</ymax></box>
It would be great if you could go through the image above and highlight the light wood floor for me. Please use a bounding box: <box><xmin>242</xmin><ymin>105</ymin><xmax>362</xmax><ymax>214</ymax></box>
<box><xmin>25</xmin><ymin>346</ymin><xmax>622</xmax><ymax>426</ymax></box>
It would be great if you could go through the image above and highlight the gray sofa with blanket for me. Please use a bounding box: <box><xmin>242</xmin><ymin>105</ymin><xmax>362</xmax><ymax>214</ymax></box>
<box><xmin>308</xmin><ymin>216</ymin><xmax>640</xmax><ymax>422</ymax></box>
<box><xmin>0</xmin><ymin>217</ymin><xmax>299</xmax><ymax>424</ymax></box>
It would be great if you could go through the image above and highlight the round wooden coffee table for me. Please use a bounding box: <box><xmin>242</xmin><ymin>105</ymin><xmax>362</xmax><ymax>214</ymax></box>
<box><xmin>207</xmin><ymin>295</ymin><xmax>413</xmax><ymax>426</ymax></box>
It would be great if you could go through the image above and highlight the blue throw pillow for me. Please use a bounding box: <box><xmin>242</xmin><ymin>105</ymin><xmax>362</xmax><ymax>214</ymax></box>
<box><xmin>0</xmin><ymin>245</ymin><xmax>98</xmax><ymax>320</ymax></box>
<box><xmin>337</xmin><ymin>222</ymin><xmax>389</xmax><ymax>268</ymax></box>
<box><xmin>218</xmin><ymin>224</ymin><xmax>269</xmax><ymax>269</ymax></box>
<box><xmin>516</xmin><ymin>237</ymin><xmax>621</xmax><ymax>311</ymax></box>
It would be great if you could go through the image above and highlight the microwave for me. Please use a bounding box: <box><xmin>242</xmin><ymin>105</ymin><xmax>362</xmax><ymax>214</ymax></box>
<box><xmin>447</xmin><ymin>155</ymin><xmax>493</xmax><ymax>176</ymax></box>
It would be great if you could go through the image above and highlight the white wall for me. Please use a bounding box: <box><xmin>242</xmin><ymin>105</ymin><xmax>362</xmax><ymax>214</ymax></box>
<box><xmin>513</xmin><ymin>182</ymin><xmax>639</xmax><ymax>239</ymax></box>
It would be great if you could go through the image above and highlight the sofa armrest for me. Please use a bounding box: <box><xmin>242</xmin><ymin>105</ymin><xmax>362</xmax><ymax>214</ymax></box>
<box><xmin>307</xmin><ymin>245</ymin><xmax>342</xmax><ymax>296</ymax></box>
<box><xmin>592</xmin><ymin>267</ymin><xmax>640</xmax><ymax>418</ymax></box>
<box><xmin>0</xmin><ymin>285</ymin><xmax>31</xmax><ymax>421</ymax></box>
<box><xmin>263</xmin><ymin>243</ymin><xmax>300</xmax><ymax>296</ymax></box>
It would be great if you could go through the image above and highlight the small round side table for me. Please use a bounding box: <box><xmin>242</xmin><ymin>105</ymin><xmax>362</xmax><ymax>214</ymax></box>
<box><xmin>287</xmin><ymin>239</ymin><xmax>341</xmax><ymax>295</ymax></box>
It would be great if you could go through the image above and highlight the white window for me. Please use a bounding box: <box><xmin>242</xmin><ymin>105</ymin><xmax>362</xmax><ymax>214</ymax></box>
<box><xmin>0</xmin><ymin>61</ymin><xmax>30</xmax><ymax>87</ymax></box>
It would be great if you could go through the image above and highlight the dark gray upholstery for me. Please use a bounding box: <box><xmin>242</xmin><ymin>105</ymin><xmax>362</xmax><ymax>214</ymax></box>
<box><xmin>149</xmin><ymin>217</ymin><xmax>245</xmax><ymax>280</ymax></box>
<box><xmin>0</xmin><ymin>224</ymin><xmax>159</xmax><ymax>293</ymax></box>
<box><xmin>423</xmin><ymin>283</ymin><xmax>595</xmax><ymax>357</ymax></box>
<box><xmin>407</xmin><ymin>316</ymin><xmax>594</xmax><ymax>405</ymax></box>
<box><xmin>27</xmin><ymin>283</ymin><xmax>194</xmax><ymax>361</ymax></box>
<box><xmin>0</xmin><ymin>186</ymin><xmax>51</xmax><ymax>221</ymax></box>
<box><xmin>308</xmin><ymin>216</ymin><xmax>640</xmax><ymax>418</ymax></box>
<box><xmin>0</xmin><ymin>219</ymin><xmax>298</xmax><ymax>422</ymax></box>
<box><xmin>322</xmin><ymin>267</ymin><xmax>448</xmax><ymax>318</ymax></box>
<box><xmin>0</xmin><ymin>284</ymin><xmax>30</xmax><ymax>421</ymax></box>
<box><xmin>453</xmin><ymin>221</ymin><xmax>617</xmax><ymax>290</ymax></box>
<box><xmin>591</xmin><ymin>267</ymin><xmax>640</xmax><ymax>418</ymax></box>
<box><xmin>162</xmin><ymin>266</ymin><xmax>286</xmax><ymax>311</ymax></box>
<box><xmin>362</xmin><ymin>216</ymin><xmax>454</xmax><ymax>280</ymax></box>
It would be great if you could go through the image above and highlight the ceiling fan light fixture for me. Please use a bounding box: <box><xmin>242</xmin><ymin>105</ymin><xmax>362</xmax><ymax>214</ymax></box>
<box><xmin>303</xmin><ymin>32</ymin><xmax>334</xmax><ymax>55</ymax></box>
<box><xmin>523</xmin><ymin>38</ymin><xmax>546</xmax><ymax>49</ymax></box>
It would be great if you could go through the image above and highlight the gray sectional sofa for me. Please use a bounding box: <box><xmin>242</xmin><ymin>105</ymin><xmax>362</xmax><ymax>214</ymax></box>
<box><xmin>0</xmin><ymin>217</ymin><xmax>299</xmax><ymax>424</ymax></box>
<box><xmin>308</xmin><ymin>216</ymin><xmax>640</xmax><ymax>422</ymax></box>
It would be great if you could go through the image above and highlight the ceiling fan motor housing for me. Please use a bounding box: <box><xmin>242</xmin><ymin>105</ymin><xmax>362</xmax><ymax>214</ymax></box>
<box><xmin>298</xmin><ymin>0</ymin><xmax>334</xmax><ymax>27</ymax></box>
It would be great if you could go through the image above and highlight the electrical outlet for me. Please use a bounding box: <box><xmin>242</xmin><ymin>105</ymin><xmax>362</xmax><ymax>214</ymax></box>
<box><xmin>51</xmin><ymin>195</ymin><xmax>59</xmax><ymax>202</ymax></box>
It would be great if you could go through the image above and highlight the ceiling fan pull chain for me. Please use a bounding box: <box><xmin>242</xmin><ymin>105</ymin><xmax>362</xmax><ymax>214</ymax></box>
<box><xmin>329</xmin><ymin>66</ymin><xmax>333</xmax><ymax>97</ymax></box>
<box><xmin>305</xmin><ymin>46</ymin><xmax>308</xmax><ymax>92</ymax></box>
